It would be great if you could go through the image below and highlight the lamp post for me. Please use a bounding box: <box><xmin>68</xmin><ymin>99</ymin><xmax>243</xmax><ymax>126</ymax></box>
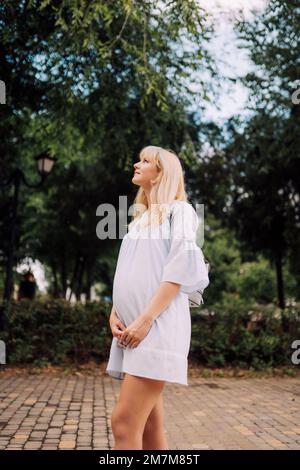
<box><xmin>0</xmin><ymin>150</ymin><xmax>57</xmax><ymax>329</ymax></box>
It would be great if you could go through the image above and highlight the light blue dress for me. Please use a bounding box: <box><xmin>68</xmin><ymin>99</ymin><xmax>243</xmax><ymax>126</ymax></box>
<box><xmin>105</xmin><ymin>200</ymin><xmax>210</xmax><ymax>386</ymax></box>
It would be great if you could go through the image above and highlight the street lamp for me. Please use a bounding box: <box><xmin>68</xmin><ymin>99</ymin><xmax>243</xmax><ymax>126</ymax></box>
<box><xmin>35</xmin><ymin>151</ymin><xmax>57</xmax><ymax>177</ymax></box>
<box><xmin>0</xmin><ymin>149</ymin><xmax>57</xmax><ymax>329</ymax></box>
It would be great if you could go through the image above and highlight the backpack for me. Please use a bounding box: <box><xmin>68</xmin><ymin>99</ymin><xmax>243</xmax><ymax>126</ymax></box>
<box><xmin>167</xmin><ymin>205</ymin><xmax>210</xmax><ymax>308</ymax></box>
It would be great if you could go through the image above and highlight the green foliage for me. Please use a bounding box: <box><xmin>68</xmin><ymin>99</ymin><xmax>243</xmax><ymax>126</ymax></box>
<box><xmin>225</xmin><ymin>0</ymin><xmax>300</xmax><ymax>307</ymax></box>
<box><xmin>1</xmin><ymin>298</ymin><xmax>112</xmax><ymax>366</ymax></box>
<box><xmin>233</xmin><ymin>258</ymin><xmax>277</xmax><ymax>304</ymax></box>
<box><xmin>190</xmin><ymin>299</ymin><xmax>300</xmax><ymax>369</ymax></box>
<box><xmin>191</xmin><ymin>0</ymin><xmax>300</xmax><ymax>309</ymax></box>
<box><xmin>1</xmin><ymin>298</ymin><xmax>299</xmax><ymax>370</ymax></box>
<box><xmin>199</xmin><ymin>214</ymin><xmax>298</xmax><ymax>307</ymax></box>
<box><xmin>1</xmin><ymin>1</ymin><xmax>300</xmax><ymax>367</ymax></box>
<box><xmin>0</xmin><ymin>0</ymin><xmax>215</xmax><ymax>302</ymax></box>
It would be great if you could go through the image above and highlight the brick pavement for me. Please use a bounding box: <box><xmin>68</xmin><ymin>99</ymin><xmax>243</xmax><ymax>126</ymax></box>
<box><xmin>0</xmin><ymin>368</ymin><xmax>299</xmax><ymax>450</ymax></box>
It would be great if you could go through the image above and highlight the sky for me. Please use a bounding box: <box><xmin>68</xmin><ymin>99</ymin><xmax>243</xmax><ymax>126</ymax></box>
<box><xmin>16</xmin><ymin>0</ymin><xmax>269</xmax><ymax>294</ymax></box>
<box><xmin>196</xmin><ymin>0</ymin><xmax>268</xmax><ymax>124</ymax></box>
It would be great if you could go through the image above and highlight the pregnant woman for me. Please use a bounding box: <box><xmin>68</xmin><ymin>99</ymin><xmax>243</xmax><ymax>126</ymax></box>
<box><xmin>106</xmin><ymin>145</ymin><xmax>209</xmax><ymax>450</ymax></box>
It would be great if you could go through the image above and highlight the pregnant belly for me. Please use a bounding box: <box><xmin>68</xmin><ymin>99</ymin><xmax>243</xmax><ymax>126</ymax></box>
<box><xmin>111</xmin><ymin>238</ymin><xmax>168</xmax><ymax>326</ymax></box>
<box><xmin>112</xmin><ymin>266</ymin><xmax>160</xmax><ymax>327</ymax></box>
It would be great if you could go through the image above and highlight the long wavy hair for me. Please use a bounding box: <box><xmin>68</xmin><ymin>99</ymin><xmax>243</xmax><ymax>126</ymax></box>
<box><xmin>128</xmin><ymin>145</ymin><xmax>189</xmax><ymax>230</ymax></box>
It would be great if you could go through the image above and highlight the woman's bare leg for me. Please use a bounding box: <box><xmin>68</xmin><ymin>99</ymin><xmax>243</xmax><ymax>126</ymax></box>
<box><xmin>111</xmin><ymin>373</ymin><xmax>165</xmax><ymax>450</ymax></box>
<box><xmin>142</xmin><ymin>392</ymin><xmax>169</xmax><ymax>450</ymax></box>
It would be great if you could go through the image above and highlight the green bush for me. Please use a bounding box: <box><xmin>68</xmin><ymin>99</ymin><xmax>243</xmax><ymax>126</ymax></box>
<box><xmin>0</xmin><ymin>297</ymin><xmax>299</xmax><ymax>369</ymax></box>
<box><xmin>190</xmin><ymin>297</ymin><xmax>300</xmax><ymax>369</ymax></box>
<box><xmin>0</xmin><ymin>298</ymin><xmax>112</xmax><ymax>366</ymax></box>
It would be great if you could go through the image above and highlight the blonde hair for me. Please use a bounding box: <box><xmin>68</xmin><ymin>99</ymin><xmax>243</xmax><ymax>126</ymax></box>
<box><xmin>128</xmin><ymin>145</ymin><xmax>188</xmax><ymax>230</ymax></box>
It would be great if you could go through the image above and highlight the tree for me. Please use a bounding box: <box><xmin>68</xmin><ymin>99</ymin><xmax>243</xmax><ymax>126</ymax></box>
<box><xmin>223</xmin><ymin>0</ymin><xmax>300</xmax><ymax>308</ymax></box>
<box><xmin>0</xmin><ymin>1</ymin><xmax>214</xmax><ymax>300</ymax></box>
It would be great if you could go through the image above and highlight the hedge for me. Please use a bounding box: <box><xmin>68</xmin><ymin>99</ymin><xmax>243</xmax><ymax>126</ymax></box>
<box><xmin>190</xmin><ymin>299</ymin><xmax>300</xmax><ymax>369</ymax></box>
<box><xmin>0</xmin><ymin>298</ymin><xmax>299</xmax><ymax>369</ymax></box>
<box><xmin>0</xmin><ymin>298</ymin><xmax>111</xmax><ymax>366</ymax></box>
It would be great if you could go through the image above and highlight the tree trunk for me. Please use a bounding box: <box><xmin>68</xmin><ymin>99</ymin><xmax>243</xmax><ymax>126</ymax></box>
<box><xmin>75</xmin><ymin>255</ymin><xmax>85</xmax><ymax>302</ymax></box>
<box><xmin>275</xmin><ymin>252</ymin><xmax>285</xmax><ymax>309</ymax></box>
<box><xmin>85</xmin><ymin>262</ymin><xmax>93</xmax><ymax>301</ymax></box>
<box><xmin>61</xmin><ymin>251</ymin><xmax>67</xmax><ymax>298</ymax></box>
<box><xmin>68</xmin><ymin>252</ymin><xmax>80</xmax><ymax>301</ymax></box>
<box><xmin>51</xmin><ymin>262</ymin><xmax>59</xmax><ymax>298</ymax></box>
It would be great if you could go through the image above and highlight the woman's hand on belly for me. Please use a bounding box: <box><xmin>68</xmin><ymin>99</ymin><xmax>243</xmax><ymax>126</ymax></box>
<box><xmin>118</xmin><ymin>314</ymin><xmax>154</xmax><ymax>349</ymax></box>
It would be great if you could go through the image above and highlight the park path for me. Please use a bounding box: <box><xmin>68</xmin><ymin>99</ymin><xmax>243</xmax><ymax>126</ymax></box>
<box><xmin>0</xmin><ymin>368</ymin><xmax>299</xmax><ymax>450</ymax></box>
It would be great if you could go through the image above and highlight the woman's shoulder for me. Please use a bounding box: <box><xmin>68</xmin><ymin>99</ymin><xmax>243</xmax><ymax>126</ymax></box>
<box><xmin>170</xmin><ymin>199</ymin><xmax>196</xmax><ymax>214</ymax></box>
<box><xmin>170</xmin><ymin>200</ymin><xmax>199</xmax><ymax>230</ymax></box>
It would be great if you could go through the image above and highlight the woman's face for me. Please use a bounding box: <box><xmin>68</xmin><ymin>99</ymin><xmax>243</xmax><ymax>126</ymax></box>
<box><xmin>132</xmin><ymin>154</ymin><xmax>159</xmax><ymax>188</ymax></box>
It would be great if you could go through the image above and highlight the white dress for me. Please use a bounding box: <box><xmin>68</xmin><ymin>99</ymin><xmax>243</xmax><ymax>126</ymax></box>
<box><xmin>105</xmin><ymin>200</ymin><xmax>210</xmax><ymax>386</ymax></box>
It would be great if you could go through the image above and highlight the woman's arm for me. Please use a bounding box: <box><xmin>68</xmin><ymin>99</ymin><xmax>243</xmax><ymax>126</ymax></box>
<box><xmin>109</xmin><ymin>302</ymin><xmax>121</xmax><ymax>326</ymax></box>
<box><xmin>110</xmin><ymin>303</ymin><xmax>122</xmax><ymax>321</ymax></box>
<box><xmin>118</xmin><ymin>281</ymin><xmax>181</xmax><ymax>348</ymax></box>
<box><xmin>110</xmin><ymin>303</ymin><xmax>117</xmax><ymax>317</ymax></box>
<box><xmin>141</xmin><ymin>281</ymin><xmax>181</xmax><ymax>323</ymax></box>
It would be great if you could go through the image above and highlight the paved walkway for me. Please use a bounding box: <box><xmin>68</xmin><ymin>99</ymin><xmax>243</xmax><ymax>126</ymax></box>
<box><xmin>0</xmin><ymin>367</ymin><xmax>299</xmax><ymax>450</ymax></box>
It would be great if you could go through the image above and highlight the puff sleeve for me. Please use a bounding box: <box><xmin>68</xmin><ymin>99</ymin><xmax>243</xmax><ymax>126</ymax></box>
<box><xmin>160</xmin><ymin>201</ymin><xmax>210</xmax><ymax>294</ymax></box>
